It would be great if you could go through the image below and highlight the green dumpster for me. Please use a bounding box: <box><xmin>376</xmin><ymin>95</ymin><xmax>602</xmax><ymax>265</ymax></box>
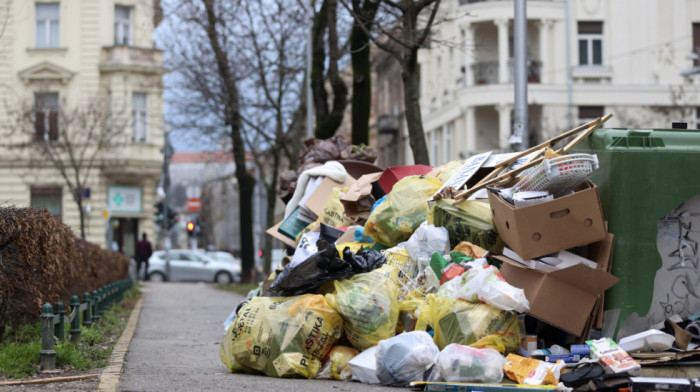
<box><xmin>574</xmin><ymin>128</ymin><xmax>700</xmax><ymax>338</ymax></box>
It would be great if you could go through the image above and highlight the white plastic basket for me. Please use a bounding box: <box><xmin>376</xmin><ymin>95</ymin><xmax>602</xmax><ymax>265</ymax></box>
<box><xmin>507</xmin><ymin>154</ymin><xmax>599</xmax><ymax>198</ymax></box>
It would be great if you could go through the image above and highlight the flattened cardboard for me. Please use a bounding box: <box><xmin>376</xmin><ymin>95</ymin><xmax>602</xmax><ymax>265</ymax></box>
<box><xmin>497</xmin><ymin>233</ymin><xmax>618</xmax><ymax>336</ymax></box>
<box><xmin>377</xmin><ymin>165</ymin><xmax>432</xmax><ymax>194</ymax></box>
<box><xmin>303</xmin><ymin>175</ymin><xmax>355</xmax><ymax>218</ymax></box>
<box><xmin>488</xmin><ymin>181</ymin><xmax>606</xmax><ymax>260</ymax></box>
<box><xmin>265</xmin><ymin>220</ymin><xmax>297</xmax><ymax>248</ymax></box>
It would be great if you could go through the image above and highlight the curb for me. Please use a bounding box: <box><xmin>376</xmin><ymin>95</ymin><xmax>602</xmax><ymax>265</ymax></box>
<box><xmin>97</xmin><ymin>288</ymin><xmax>146</xmax><ymax>392</ymax></box>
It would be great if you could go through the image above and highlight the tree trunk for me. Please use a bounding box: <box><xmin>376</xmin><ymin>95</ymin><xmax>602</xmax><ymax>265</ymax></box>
<box><xmin>312</xmin><ymin>0</ymin><xmax>347</xmax><ymax>140</ymax></box>
<box><xmin>77</xmin><ymin>195</ymin><xmax>86</xmax><ymax>239</ymax></box>
<box><xmin>402</xmin><ymin>53</ymin><xmax>430</xmax><ymax>165</ymax></box>
<box><xmin>350</xmin><ymin>0</ymin><xmax>379</xmax><ymax>146</ymax></box>
<box><xmin>202</xmin><ymin>0</ymin><xmax>256</xmax><ymax>283</ymax></box>
<box><xmin>311</xmin><ymin>0</ymin><xmax>329</xmax><ymax>126</ymax></box>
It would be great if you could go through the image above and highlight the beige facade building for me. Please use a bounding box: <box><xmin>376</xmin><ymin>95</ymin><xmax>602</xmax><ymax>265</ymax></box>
<box><xmin>0</xmin><ymin>0</ymin><xmax>165</xmax><ymax>256</ymax></box>
<box><xmin>416</xmin><ymin>0</ymin><xmax>700</xmax><ymax>165</ymax></box>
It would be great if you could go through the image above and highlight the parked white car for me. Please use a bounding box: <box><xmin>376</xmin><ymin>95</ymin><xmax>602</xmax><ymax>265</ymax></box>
<box><xmin>147</xmin><ymin>250</ymin><xmax>241</xmax><ymax>284</ymax></box>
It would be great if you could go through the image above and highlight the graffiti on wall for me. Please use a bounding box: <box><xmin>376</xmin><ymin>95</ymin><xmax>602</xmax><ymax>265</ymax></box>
<box><xmin>619</xmin><ymin>194</ymin><xmax>700</xmax><ymax>338</ymax></box>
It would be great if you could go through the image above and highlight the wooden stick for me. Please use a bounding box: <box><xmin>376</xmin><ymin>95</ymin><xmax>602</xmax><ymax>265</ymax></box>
<box><xmin>453</xmin><ymin>114</ymin><xmax>612</xmax><ymax>202</ymax></box>
<box><xmin>0</xmin><ymin>374</ymin><xmax>99</xmax><ymax>386</ymax></box>
<box><xmin>493</xmin><ymin>114</ymin><xmax>612</xmax><ymax>169</ymax></box>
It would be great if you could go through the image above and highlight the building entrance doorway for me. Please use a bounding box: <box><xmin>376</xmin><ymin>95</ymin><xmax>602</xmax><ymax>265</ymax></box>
<box><xmin>110</xmin><ymin>217</ymin><xmax>139</xmax><ymax>257</ymax></box>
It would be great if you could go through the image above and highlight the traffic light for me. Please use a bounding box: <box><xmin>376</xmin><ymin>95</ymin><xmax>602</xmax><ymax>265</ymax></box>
<box><xmin>186</xmin><ymin>221</ymin><xmax>195</xmax><ymax>237</ymax></box>
<box><xmin>166</xmin><ymin>207</ymin><xmax>178</xmax><ymax>230</ymax></box>
<box><xmin>154</xmin><ymin>202</ymin><xmax>164</xmax><ymax>225</ymax></box>
<box><xmin>258</xmin><ymin>249</ymin><xmax>263</xmax><ymax>258</ymax></box>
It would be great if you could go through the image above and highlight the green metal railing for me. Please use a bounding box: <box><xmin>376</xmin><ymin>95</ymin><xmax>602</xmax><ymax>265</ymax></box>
<box><xmin>39</xmin><ymin>278</ymin><xmax>133</xmax><ymax>370</ymax></box>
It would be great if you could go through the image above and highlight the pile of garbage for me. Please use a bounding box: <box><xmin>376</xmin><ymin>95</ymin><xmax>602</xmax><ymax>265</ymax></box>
<box><xmin>221</xmin><ymin>117</ymin><xmax>700</xmax><ymax>391</ymax></box>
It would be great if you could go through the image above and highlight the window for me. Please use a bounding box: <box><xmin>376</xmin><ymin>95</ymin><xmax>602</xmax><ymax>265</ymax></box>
<box><xmin>442</xmin><ymin>122</ymin><xmax>453</xmax><ymax>164</ymax></box>
<box><xmin>35</xmin><ymin>3</ymin><xmax>60</xmax><ymax>48</ymax></box>
<box><xmin>34</xmin><ymin>92</ymin><xmax>59</xmax><ymax>142</ymax></box>
<box><xmin>696</xmin><ymin>107</ymin><xmax>700</xmax><ymax>129</ymax></box>
<box><xmin>431</xmin><ymin>128</ymin><xmax>440</xmax><ymax>166</ymax></box>
<box><xmin>578</xmin><ymin>22</ymin><xmax>603</xmax><ymax>66</ymax></box>
<box><xmin>31</xmin><ymin>186</ymin><xmax>62</xmax><ymax>220</ymax></box>
<box><xmin>114</xmin><ymin>5</ymin><xmax>132</xmax><ymax>46</ymax></box>
<box><xmin>693</xmin><ymin>23</ymin><xmax>700</xmax><ymax>67</ymax></box>
<box><xmin>578</xmin><ymin>106</ymin><xmax>604</xmax><ymax>125</ymax></box>
<box><xmin>132</xmin><ymin>93</ymin><xmax>148</xmax><ymax>143</ymax></box>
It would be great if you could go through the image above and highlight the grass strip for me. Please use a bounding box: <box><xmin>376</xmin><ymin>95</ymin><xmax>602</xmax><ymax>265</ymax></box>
<box><xmin>0</xmin><ymin>286</ymin><xmax>141</xmax><ymax>379</ymax></box>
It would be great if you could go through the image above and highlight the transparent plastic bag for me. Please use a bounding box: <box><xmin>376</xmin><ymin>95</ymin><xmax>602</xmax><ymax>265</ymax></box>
<box><xmin>415</xmin><ymin>294</ymin><xmax>521</xmax><ymax>354</ymax></box>
<box><xmin>404</xmin><ymin>224</ymin><xmax>451</xmax><ymax>262</ymax></box>
<box><xmin>376</xmin><ymin>331</ymin><xmax>440</xmax><ymax>387</ymax></box>
<box><xmin>219</xmin><ymin>294</ymin><xmax>343</xmax><ymax>378</ymax></box>
<box><xmin>435</xmin><ymin>344</ymin><xmax>505</xmax><ymax>383</ymax></box>
<box><xmin>364</xmin><ymin>175</ymin><xmax>442</xmax><ymax>247</ymax></box>
<box><xmin>437</xmin><ymin>265</ymin><xmax>529</xmax><ymax>313</ymax></box>
<box><xmin>325</xmin><ymin>264</ymin><xmax>399</xmax><ymax>350</ymax></box>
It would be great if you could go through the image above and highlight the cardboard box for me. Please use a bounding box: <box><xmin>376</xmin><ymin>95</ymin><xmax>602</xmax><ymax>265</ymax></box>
<box><xmin>266</xmin><ymin>175</ymin><xmax>354</xmax><ymax>248</ymax></box>
<box><xmin>303</xmin><ymin>175</ymin><xmax>355</xmax><ymax>218</ymax></box>
<box><xmin>377</xmin><ymin>165</ymin><xmax>432</xmax><ymax>194</ymax></box>
<box><xmin>488</xmin><ymin>181</ymin><xmax>607</xmax><ymax>260</ymax></box>
<box><xmin>340</xmin><ymin>172</ymin><xmax>383</xmax><ymax>220</ymax></box>
<box><xmin>497</xmin><ymin>233</ymin><xmax>618</xmax><ymax>336</ymax></box>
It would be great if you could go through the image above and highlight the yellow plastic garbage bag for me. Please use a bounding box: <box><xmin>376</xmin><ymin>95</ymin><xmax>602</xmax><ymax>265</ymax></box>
<box><xmin>320</xmin><ymin>186</ymin><xmax>354</xmax><ymax>227</ymax></box>
<box><xmin>415</xmin><ymin>294</ymin><xmax>520</xmax><ymax>354</ymax></box>
<box><xmin>503</xmin><ymin>354</ymin><xmax>565</xmax><ymax>385</ymax></box>
<box><xmin>219</xmin><ymin>294</ymin><xmax>343</xmax><ymax>378</ymax></box>
<box><xmin>364</xmin><ymin>175</ymin><xmax>442</xmax><ymax>247</ymax></box>
<box><xmin>326</xmin><ymin>264</ymin><xmax>399</xmax><ymax>350</ymax></box>
<box><xmin>428</xmin><ymin>199</ymin><xmax>505</xmax><ymax>253</ymax></box>
<box><xmin>316</xmin><ymin>345</ymin><xmax>359</xmax><ymax>381</ymax></box>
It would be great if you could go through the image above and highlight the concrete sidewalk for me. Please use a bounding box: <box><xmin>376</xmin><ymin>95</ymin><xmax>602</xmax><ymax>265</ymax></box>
<box><xmin>116</xmin><ymin>282</ymin><xmax>406</xmax><ymax>392</ymax></box>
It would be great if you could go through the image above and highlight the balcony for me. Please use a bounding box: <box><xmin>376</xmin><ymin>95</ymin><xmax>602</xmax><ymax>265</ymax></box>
<box><xmin>99</xmin><ymin>46</ymin><xmax>167</xmax><ymax>74</ymax></box>
<box><xmin>470</xmin><ymin>59</ymin><xmax>542</xmax><ymax>85</ymax></box>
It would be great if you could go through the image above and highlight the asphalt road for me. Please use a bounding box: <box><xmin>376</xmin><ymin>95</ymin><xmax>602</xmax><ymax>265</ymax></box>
<box><xmin>118</xmin><ymin>282</ymin><xmax>408</xmax><ymax>392</ymax></box>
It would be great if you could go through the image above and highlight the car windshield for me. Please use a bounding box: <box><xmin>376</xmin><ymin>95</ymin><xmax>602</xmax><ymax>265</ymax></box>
<box><xmin>210</xmin><ymin>252</ymin><xmax>236</xmax><ymax>263</ymax></box>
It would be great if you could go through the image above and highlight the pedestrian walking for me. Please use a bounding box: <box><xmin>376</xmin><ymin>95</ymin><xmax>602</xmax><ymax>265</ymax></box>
<box><xmin>135</xmin><ymin>233</ymin><xmax>153</xmax><ymax>281</ymax></box>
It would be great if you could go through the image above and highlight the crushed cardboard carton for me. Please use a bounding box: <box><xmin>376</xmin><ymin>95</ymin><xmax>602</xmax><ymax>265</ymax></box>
<box><xmin>497</xmin><ymin>233</ymin><xmax>618</xmax><ymax>336</ymax></box>
<box><xmin>340</xmin><ymin>172</ymin><xmax>383</xmax><ymax>220</ymax></box>
<box><xmin>489</xmin><ymin>180</ymin><xmax>607</xmax><ymax>260</ymax></box>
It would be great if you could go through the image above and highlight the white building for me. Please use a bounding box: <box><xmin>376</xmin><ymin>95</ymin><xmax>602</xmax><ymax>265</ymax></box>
<box><xmin>0</xmin><ymin>0</ymin><xmax>166</xmax><ymax>256</ymax></box>
<box><xmin>418</xmin><ymin>0</ymin><xmax>700</xmax><ymax>165</ymax></box>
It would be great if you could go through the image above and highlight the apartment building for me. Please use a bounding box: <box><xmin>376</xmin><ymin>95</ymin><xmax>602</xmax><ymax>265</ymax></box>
<box><xmin>0</xmin><ymin>0</ymin><xmax>166</xmax><ymax>256</ymax></box>
<box><xmin>414</xmin><ymin>0</ymin><xmax>700</xmax><ymax>165</ymax></box>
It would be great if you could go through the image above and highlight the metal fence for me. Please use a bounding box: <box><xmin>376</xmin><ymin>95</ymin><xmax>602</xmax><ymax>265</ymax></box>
<box><xmin>39</xmin><ymin>278</ymin><xmax>133</xmax><ymax>370</ymax></box>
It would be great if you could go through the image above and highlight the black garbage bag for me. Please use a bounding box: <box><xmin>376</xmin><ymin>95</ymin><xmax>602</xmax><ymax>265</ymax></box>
<box><xmin>270</xmin><ymin>233</ymin><xmax>387</xmax><ymax>297</ymax></box>
<box><xmin>342</xmin><ymin>247</ymin><xmax>386</xmax><ymax>271</ymax></box>
<box><xmin>270</xmin><ymin>239</ymin><xmax>353</xmax><ymax>296</ymax></box>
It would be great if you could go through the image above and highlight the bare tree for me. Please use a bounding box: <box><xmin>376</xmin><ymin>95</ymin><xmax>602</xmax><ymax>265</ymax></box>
<box><xmin>3</xmin><ymin>93</ymin><xmax>128</xmax><ymax>239</ymax></box>
<box><xmin>349</xmin><ymin>0</ymin><xmax>380</xmax><ymax>146</ymax></box>
<box><xmin>311</xmin><ymin>0</ymin><xmax>349</xmax><ymax>140</ymax></box>
<box><xmin>237</xmin><ymin>0</ymin><xmax>306</xmax><ymax>275</ymax></box>
<box><xmin>164</xmin><ymin>0</ymin><xmax>257</xmax><ymax>282</ymax></box>
<box><xmin>349</xmin><ymin>0</ymin><xmax>441</xmax><ymax>165</ymax></box>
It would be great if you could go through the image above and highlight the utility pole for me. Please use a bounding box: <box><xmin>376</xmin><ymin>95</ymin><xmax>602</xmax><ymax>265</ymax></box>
<box><xmin>512</xmin><ymin>0</ymin><xmax>529</xmax><ymax>150</ymax></box>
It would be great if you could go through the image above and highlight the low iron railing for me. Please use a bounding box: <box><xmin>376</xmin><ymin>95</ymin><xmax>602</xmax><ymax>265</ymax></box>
<box><xmin>39</xmin><ymin>278</ymin><xmax>133</xmax><ymax>370</ymax></box>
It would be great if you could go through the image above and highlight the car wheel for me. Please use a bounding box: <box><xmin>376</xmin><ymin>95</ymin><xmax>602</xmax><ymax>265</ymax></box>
<box><xmin>215</xmin><ymin>271</ymin><xmax>233</xmax><ymax>285</ymax></box>
<box><xmin>149</xmin><ymin>271</ymin><xmax>166</xmax><ymax>282</ymax></box>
